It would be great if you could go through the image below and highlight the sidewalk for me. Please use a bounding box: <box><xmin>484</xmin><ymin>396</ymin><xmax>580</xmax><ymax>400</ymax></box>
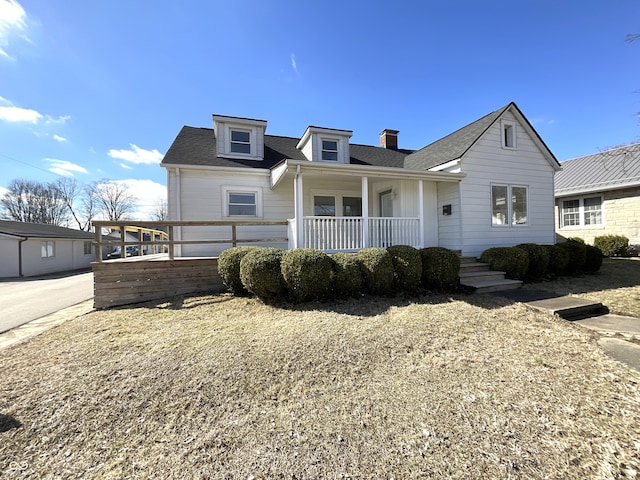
<box><xmin>0</xmin><ymin>300</ymin><xmax>94</xmax><ymax>351</ymax></box>
<box><xmin>492</xmin><ymin>289</ymin><xmax>640</xmax><ymax>372</ymax></box>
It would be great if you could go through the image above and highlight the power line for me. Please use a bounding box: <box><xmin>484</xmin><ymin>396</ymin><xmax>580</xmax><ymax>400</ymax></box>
<box><xmin>0</xmin><ymin>152</ymin><xmax>53</xmax><ymax>176</ymax></box>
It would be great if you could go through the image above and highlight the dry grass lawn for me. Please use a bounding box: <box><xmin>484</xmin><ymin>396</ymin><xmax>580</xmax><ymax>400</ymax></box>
<box><xmin>2</xmin><ymin>259</ymin><xmax>640</xmax><ymax>478</ymax></box>
<box><xmin>524</xmin><ymin>258</ymin><xmax>640</xmax><ymax>317</ymax></box>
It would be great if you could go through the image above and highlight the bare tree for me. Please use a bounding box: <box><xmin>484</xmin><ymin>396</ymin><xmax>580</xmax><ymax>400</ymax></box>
<box><xmin>93</xmin><ymin>180</ymin><xmax>138</xmax><ymax>221</ymax></box>
<box><xmin>52</xmin><ymin>178</ymin><xmax>94</xmax><ymax>231</ymax></box>
<box><xmin>1</xmin><ymin>179</ymin><xmax>69</xmax><ymax>225</ymax></box>
<box><xmin>149</xmin><ymin>198</ymin><xmax>168</xmax><ymax>221</ymax></box>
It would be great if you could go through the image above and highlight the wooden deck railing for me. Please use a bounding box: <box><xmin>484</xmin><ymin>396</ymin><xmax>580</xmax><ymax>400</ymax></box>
<box><xmin>91</xmin><ymin>220</ymin><xmax>289</xmax><ymax>262</ymax></box>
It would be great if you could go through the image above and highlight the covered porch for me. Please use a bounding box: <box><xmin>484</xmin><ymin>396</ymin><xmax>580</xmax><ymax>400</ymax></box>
<box><xmin>271</xmin><ymin>159</ymin><xmax>464</xmax><ymax>252</ymax></box>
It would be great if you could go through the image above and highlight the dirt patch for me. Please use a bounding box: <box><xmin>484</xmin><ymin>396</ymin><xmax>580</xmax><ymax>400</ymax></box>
<box><xmin>1</xmin><ymin>293</ymin><xmax>639</xmax><ymax>478</ymax></box>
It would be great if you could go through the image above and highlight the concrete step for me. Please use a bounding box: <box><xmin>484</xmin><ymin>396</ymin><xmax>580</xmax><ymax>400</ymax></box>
<box><xmin>459</xmin><ymin>256</ymin><xmax>478</xmax><ymax>264</ymax></box>
<box><xmin>526</xmin><ymin>297</ymin><xmax>606</xmax><ymax>320</ymax></box>
<box><xmin>459</xmin><ymin>262</ymin><xmax>491</xmax><ymax>272</ymax></box>
<box><xmin>461</xmin><ymin>278</ymin><xmax>523</xmax><ymax>293</ymax></box>
<box><xmin>459</xmin><ymin>270</ymin><xmax>508</xmax><ymax>283</ymax></box>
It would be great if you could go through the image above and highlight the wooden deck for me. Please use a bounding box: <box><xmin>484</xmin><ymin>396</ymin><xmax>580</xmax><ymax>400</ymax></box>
<box><xmin>92</xmin><ymin>256</ymin><xmax>225</xmax><ymax>309</ymax></box>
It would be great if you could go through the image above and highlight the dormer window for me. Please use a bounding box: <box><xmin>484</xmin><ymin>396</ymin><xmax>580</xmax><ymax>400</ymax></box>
<box><xmin>231</xmin><ymin>130</ymin><xmax>251</xmax><ymax>154</ymax></box>
<box><xmin>321</xmin><ymin>140</ymin><xmax>338</xmax><ymax>161</ymax></box>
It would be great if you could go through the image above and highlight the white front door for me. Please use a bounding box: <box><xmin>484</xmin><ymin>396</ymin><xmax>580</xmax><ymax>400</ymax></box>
<box><xmin>380</xmin><ymin>190</ymin><xmax>393</xmax><ymax>217</ymax></box>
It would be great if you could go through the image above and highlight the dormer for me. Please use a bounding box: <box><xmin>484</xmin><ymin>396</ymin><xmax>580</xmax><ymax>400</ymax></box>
<box><xmin>212</xmin><ymin>114</ymin><xmax>267</xmax><ymax>161</ymax></box>
<box><xmin>296</xmin><ymin>126</ymin><xmax>353</xmax><ymax>164</ymax></box>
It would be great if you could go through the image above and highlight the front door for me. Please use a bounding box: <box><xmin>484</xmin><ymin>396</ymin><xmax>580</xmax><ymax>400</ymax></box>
<box><xmin>379</xmin><ymin>190</ymin><xmax>393</xmax><ymax>246</ymax></box>
<box><xmin>380</xmin><ymin>190</ymin><xmax>393</xmax><ymax>217</ymax></box>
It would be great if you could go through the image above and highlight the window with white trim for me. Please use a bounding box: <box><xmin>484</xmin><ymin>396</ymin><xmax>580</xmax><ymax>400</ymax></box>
<box><xmin>491</xmin><ymin>184</ymin><xmax>528</xmax><ymax>226</ymax></box>
<box><xmin>228</xmin><ymin>191</ymin><xmax>257</xmax><ymax>216</ymax></box>
<box><xmin>41</xmin><ymin>241</ymin><xmax>55</xmax><ymax>258</ymax></box>
<box><xmin>560</xmin><ymin>196</ymin><xmax>602</xmax><ymax>228</ymax></box>
<box><xmin>321</xmin><ymin>139</ymin><xmax>338</xmax><ymax>161</ymax></box>
<box><xmin>314</xmin><ymin>195</ymin><xmax>336</xmax><ymax>216</ymax></box>
<box><xmin>230</xmin><ymin>130</ymin><xmax>251</xmax><ymax>154</ymax></box>
<box><xmin>84</xmin><ymin>241</ymin><xmax>92</xmax><ymax>255</ymax></box>
<box><xmin>501</xmin><ymin>120</ymin><xmax>516</xmax><ymax>149</ymax></box>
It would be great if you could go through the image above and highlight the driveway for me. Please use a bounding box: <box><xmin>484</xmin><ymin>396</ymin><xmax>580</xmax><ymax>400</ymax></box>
<box><xmin>0</xmin><ymin>270</ymin><xmax>93</xmax><ymax>333</ymax></box>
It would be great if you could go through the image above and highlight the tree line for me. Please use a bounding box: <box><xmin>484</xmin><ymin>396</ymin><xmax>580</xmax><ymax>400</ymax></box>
<box><xmin>0</xmin><ymin>178</ymin><xmax>167</xmax><ymax>230</ymax></box>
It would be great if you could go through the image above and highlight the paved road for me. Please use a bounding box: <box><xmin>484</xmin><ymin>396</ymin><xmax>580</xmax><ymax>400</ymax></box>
<box><xmin>0</xmin><ymin>271</ymin><xmax>93</xmax><ymax>333</ymax></box>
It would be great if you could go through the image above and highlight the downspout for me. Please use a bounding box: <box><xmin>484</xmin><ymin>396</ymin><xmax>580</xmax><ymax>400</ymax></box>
<box><xmin>18</xmin><ymin>237</ymin><xmax>27</xmax><ymax>277</ymax></box>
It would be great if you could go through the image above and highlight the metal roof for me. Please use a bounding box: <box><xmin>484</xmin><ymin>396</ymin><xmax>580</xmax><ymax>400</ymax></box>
<box><xmin>555</xmin><ymin>143</ymin><xmax>640</xmax><ymax>197</ymax></box>
<box><xmin>0</xmin><ymin>220</ymin><xmax>95</xmax><ymax>240</ymax></box>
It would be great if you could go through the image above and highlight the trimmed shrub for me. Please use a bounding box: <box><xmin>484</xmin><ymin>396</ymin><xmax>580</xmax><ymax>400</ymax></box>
<box><xmin>331</xmin><ymin>253</ymin><xmax>362</xmax><ymax>298</ymax></box>
<box><xmin>420</xmin><ymin>247</ymin><xmax>461</xmax><ymax>291</ymax></box>
<box><xmin>239</xmin><ymin>248</ymin><xmax>286</xmax><ymax>302</ymax></box>
<box><xmin>281</xmin><ymin>249</ymin><xmax>334</xmax><ymax>302</ymax></box>
<box><xmin>387</xmin><ymin>245</ymin><xmax>422</xmax><ymax>293</ymax></box>
<box><xmin>515</xmin><ymin>243</ymin><xmax>550</xmax><ymax>281</ymax></box>
<box><xmin>217</xmin><ymin>246</ymin><xmax>259</xmax><ymax>295</ymax></box>
<box><xmin>584</xmin><ymin>245</ymin><xmax>604</xmax><ymax>273</ymax></box>
<box><xmin>356</xmin><ymin>248</ymin><xmax>394</xmax><ymax>295</ymax></box>
<box><xmin>542</xmin><ymin>244</ymin><xmax>570</xmax><ymax>276</ymax></box>
<box><xmin>594</xmin><ymin>235</ymin><xmax>630</xmax><ymax>257</ymax></box>
<box><xmin>479</xmin><ymin>247</ymin><xmax>529</xmax><ymax>280</ymax></box>
<box><xmin>556</xmin><ymin>240</ymin><xmax>586</xmax><ymax>275</ymax></box>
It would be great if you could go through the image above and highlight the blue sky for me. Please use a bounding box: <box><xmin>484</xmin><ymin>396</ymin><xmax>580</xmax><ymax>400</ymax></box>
<box><xmin>1</xmin><ymin>0</ymin><xmax>639</xmax><ymax>218</ymax></box>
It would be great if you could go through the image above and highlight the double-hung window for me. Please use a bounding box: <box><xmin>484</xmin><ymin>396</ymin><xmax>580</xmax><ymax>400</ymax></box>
<box><xmin>561</xmin><ymin>196</ymin><xmax>602</xmax><ymax>227</ymax></box>
<box><xmin>228</xmin><ymin>191</ymin><xmax>257</xmax><ymax>216</ymax></box>
<box><xmin>321</xmin><ymin>140</ymin><xmax>338</xmax><ymax>161</ymax></box>
<box><xmin>84</xmin><ymin>241</ymin><xmax>92</xmax><ymax>255</ymax></box>
<box><xmin>41</xmin><ymin>241</ymin><xmax>55</xmax><ymax>258</ymax></box>
<box><xmin>230</xmin><ymin>130</ymin><xmax>251</xmax><ymax>154</ymax></box>
<box><xmin>491</xmin><ymin>184</ymin><xmax>528</xmax><ymax>226</ymax></box>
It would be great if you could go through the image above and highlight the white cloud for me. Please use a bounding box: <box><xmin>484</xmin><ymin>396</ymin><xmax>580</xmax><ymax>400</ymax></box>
<box><xmin>108</xmin><ymin>144</ymin><xmax>164</xmax><ymax>165</ymax></box>
<box><xmin>44</xmin><ymin>158</ymin><xmax>88</xmax><ymax>177</ymax></box>
<box><xmin>0</xmin><ymin>105</ymin><xmax>42</xmax><ymax>123</ymax></box>
<box><xmin>0</xmin><ymin>185</ymin><xmax>8</xmax><ymax>197</ymax></box>
<box><xmin>45</xmin><ymin>114</ymin><xmax>70</xmax><ymax>125</ymax></box>
<box><xmin>0</xmin><ymin>0</ymin><xmax>28</xmax><ymax>59</ymax></box>
<box><xmin>52</xmin><ymin>134</ymin><xmax>67</xmax><ymax>142</ymax></box>
<box><xmin>112</xmin><ymin>179</ymin><xmax>167</xmax><ymax>220</ymax></box>
<box><xmin>291</xmin><ymin>53</ymin><xmax>298</xmax><ymax>74</ymax></box>
<box><xmin>119</xmin><ymin>162</ymin><xmax>132</xmax><ymax>170</ymax></box>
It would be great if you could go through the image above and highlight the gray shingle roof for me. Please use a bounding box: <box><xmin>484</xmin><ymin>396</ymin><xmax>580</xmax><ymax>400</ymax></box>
<box><xmin>555</xmin><ymin>143</ymin><xmax>640</xmax><ymax>195</ymax></box>
<box><xmin>403</xmin><ymin>104</ymin><xmax>510</xmax><ymax>170</ymax></box>
<box><xmin>0</xmin><ymin>220</ymin><xmax>95</xmax><ymax>239</ymax></box>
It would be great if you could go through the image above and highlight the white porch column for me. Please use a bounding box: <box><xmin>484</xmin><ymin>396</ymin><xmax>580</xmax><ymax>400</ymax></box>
<box><xmin>418</xmin><ymin>179</ymin><xmax>425</xmax><ymax>248</ymax></box>
<box><xmin>362</xmin><ymin>176</ymin><xmax>369</xmax><ymax>248</ymax></box>
<box><xmin>294</xmin><ymin>168</ymin><xmax>304</xmax><ymax>248</ymax></box>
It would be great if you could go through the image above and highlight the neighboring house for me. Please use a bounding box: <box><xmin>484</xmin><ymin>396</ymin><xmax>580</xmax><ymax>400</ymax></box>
<box><xmin>161</xmin><ymin>102</ymin><xmax>561</xmax><ymax>258</ymax></box>
<box><xmin>555</xmin><ymin>143</ymin><xmax>640</xmax><ymax>247</ymax></box>
<box><xmin>0</xmin><ymin>220</ymin><xmax>95</xmax><ymax>278</ymax></box>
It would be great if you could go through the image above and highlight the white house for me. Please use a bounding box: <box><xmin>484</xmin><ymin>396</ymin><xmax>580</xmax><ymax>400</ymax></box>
<box><xmin>161</xmin><ymin>102</ymin><xmax>561</xmax><ymax>258</ymax></box>
<box><xmin>0</xmin><ymin>220</ymin><xmax>95</xmax><ymax>278</ymax></box>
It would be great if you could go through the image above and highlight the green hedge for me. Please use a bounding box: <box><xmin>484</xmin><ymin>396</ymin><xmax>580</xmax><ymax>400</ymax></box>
<box><xmin>387</xmin><ymin>245</ymin><xmax>422</xmax><ymax>293</ymax></box>
<box><xmin>331</xmin><ymin>253</ymin><xmax>363</xmax><ymax>298</ymax></box>
<box><xmin>479</xmin><ymin>247</ymin><xmax>529</xmax><ymax>280</ymax></box>
<box><xmin>239</xmin><ymin>248</ymin><xmax>287</xmax><ymax>302</ymax></box>
<box><xmin>594</xmin><ymin>235</ymin><xmax>629</xmax><ymax>257</ymax></box>
<box><xmin>556</xmin><ymin>241</ymin><xmax>586</xmax><ymax>275</ymax></box>
<box><xmin>542</xmin><ymin>245</ymin><xmax>570</xmax><ymax>276</ymax></box>
<box><xmin>356</xmin><ymin>248</ymin><xmax>394</xmax><ymax>295</ymax></box>
<box><xmin>419</xmin><ymin>247</ymin><xmax>460</xmax><ymax>290</ymax></box>
<box><xmin>281</xmin><ymin>249</ymin><xmax>334</xmax><ymax>302</ymax></box>
<box><xmin>217</xmin><ymin>246</ymin><xmax>260</xmax><ymax>295</ymax></box>
<box><xmin>515</xmin><ymin>243</ymin><xmax>550</xmax><ymax>281</ymax></box>
<box><xmin>584</xmin><ymin>245</ymin><xmax>604</xmax><ymax>273</ymax></box>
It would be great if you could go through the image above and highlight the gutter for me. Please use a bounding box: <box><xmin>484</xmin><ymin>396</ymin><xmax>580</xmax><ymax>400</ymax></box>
<box><xmin>18</xmin><ymin>236</ymin><xmax>27</xmax><ymax>277</ymax></box>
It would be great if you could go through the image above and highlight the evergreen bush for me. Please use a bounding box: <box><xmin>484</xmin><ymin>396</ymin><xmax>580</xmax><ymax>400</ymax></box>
<box><xmin>239</xmin><ymin>248</ymin><xmax>286</xmax><ymax>302</ymax></box>
<box><xmin>556</xmin><ymin>240</ymin><xmax>586</xmax><ymax>275</ymax></box>
<box><xmin>281</xmin><ymin>249</ymin><xmax>334</xmax><ymax>302</ymax></box>
<box><xmin>515</xmin><ymin>243</ymin><xmax>550</xmax><ymax>281</ymax></box>
<box><xmin>419</xmin><ymin>247</ymin><xmax>461</xmax><ymax>290</ymax></box>
<box><xmin>594</xmin><ymin>235</ymin><xmax>629</xmax><ymax>257</ymax></box>
<box><xmin>387</xmin><ymin>245</ymin><xmax>422</xmax><ymax>293</ymax></box>
<box><xmin>479</xmin><ymin>247</ymin><xmax>529</xmax><ymax>280</ymax></box>
<box><xmin>217</xmin><ymin>246</ymin><xmax>259</xmax><ymax>295</ymax></box>
<box><xmin>584</xmin><ymin>245</ymin><xmax>604</xmax><ymax>273</ymax></box>
<box><xmin>542</xmin><ymin>245</ymin><xmax>570</xmax><ymax>276</ymax></box>
<box><xmin>331</xmin><ymin>253</ymin><xmax>362</xmax><ymax>298</ymax></box>
<box><xmin>356</xmin><ymin>248</ymin><xmax>394</xmax><ymax>295</ymax></box>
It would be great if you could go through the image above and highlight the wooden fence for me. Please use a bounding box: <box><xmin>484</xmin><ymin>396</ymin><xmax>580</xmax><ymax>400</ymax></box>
<box><xmin>91</xmin><ymin>220</ymin><xmax>288</xmax><ymax>309</ymax></box>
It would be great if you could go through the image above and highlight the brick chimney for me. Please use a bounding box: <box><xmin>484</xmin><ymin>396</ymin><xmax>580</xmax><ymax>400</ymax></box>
<box><xmin>380</xmin><ymin>129</ymin><xmax>399</xmax><ymax>149</ymax></box>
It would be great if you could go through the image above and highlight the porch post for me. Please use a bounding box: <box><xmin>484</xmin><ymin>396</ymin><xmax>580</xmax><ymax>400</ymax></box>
<box><xmin>294</xmin><ymin>169</ymin><xmax>304</xmax><ymax>248</ymax></box>
<box><xmin>418</xmin><ymin>180</ymin><xmax>425</xmax><ymax>248</ymax></box>
<box><xmin>362</xmin><ymin>176</ymin><xmax>369</xmax><ymax>248</ymax></box>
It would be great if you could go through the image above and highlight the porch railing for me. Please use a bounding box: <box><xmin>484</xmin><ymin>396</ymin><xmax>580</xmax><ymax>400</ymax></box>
<box><xmin>296</xmin><ymin>216</ymin><xmax>420</xmax><ymax>251</ymax></box>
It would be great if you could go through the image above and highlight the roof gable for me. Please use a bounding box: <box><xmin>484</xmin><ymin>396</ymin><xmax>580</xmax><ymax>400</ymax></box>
<box><xmin>555</xmin><ymin>143</ymin><xmax>640</xmax><ymax>196</ymax></box>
